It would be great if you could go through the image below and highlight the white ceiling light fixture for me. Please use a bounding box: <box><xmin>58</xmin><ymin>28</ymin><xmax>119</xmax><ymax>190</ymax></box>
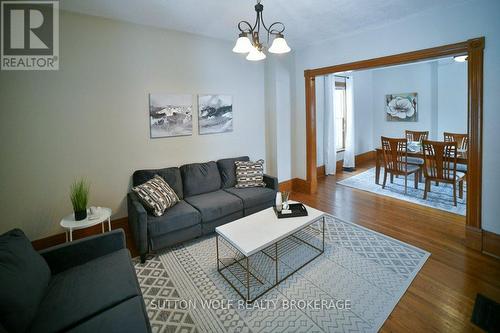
<box><xmin>232</xmin><ymin>0</ymin><xmax>291</xmax><ymax>61</ymax></box>
<box><xmin>246</xmin><ymin>46</ymin><xmax>267</xmax><ymax>61</ymax></box>
<box><xmin>453</xmin><ymin>55</ymin><xmax>468</xmax><ymax>62</ymax></box>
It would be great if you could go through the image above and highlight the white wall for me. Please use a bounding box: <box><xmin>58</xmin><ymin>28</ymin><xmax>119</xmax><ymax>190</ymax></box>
<box><xmin>0</xmin><ymin>11</ymin><xmax>266</xmax><ymax>239</ymax></box>
<box><xmin>265</xmin><ymin>55</ymin><xmax>294</xmax><ymax>181</ymax></box>
<box><xmin>353</xmin><ymin>70</ymin><xmax>374</xmax><ymax>154</ymax></box>
<box><xmin>437</xmin><ymin>61</ymin><xmax>468</xmax><ymax>138</ymax></box>
<box><xmin>291</xmin><ymin>0</ymin><xmax>500</xmax><ymax>234</ymax></box>
<box><xmin>371</xmin><ymin>62</ymin><xmax>436</xmax><ymax>143</ymax></box>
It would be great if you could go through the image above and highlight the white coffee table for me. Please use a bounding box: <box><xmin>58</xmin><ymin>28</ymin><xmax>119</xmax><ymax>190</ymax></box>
<box><xmin>215</xmin><ymin>203</ymin><xmax>326</xmax><ymax>302</ymax></box>
<box><xmin>60</xmin><ymin>207</ymin><xmax>112</xmax><ymax>242</ymax></box>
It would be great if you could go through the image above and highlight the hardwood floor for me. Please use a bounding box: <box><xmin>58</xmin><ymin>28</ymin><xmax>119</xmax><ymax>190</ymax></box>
<box><xmin>291</xmin><ymin>161</ymin><xmax>500</xmax><ymax>332</ymax></box>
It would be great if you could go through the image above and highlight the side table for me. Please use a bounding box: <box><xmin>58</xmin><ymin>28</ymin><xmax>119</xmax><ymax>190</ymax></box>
<box><xmin>60</xmin><ymin>207</ymin><xmax>112</xmax><ymax>242</ymax></box>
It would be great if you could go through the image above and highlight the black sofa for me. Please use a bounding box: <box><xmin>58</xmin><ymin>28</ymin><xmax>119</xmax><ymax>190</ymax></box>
<box><xmin>128</xmin><ymin>156</ymin><xmax>278</xmax><ymax>262</ymax></box>
<box><xmin>0</xmin><ymin>229</ymin><xmax>151</xmax><ymax>333</ymax></box>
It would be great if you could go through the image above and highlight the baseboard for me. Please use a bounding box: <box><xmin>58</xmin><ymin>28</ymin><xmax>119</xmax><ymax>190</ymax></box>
<box><xmin>31</xmin><ymin>217</ymin><xmax>129</xmax><ymax>251</ymax></box>
<box><xmin>483</xmin><ymin>230</ymin><xmax>500</xmax><ymax>259</ymax></box>
<box><xmin>465</xmin><ymin>225</ymin><xmax>483</xmax><ymax>251</ymax></box>
<box><xmin>317</xmin><ymin>150</ymin><xmax>376</xmax><ymax>177</ymax></box>
<box><xmin>278</xmin><ymin>179</ymin><xmax>293</xmax><ymax>192</ymax></box>
<box><xmin>278</xmin><ymin>178</ymin><xmax>311</xmax><ymax>194</ymax></box>
<box><xmin>355</xmin><ymin>150</ymin><xmax>376</xmax><ymax>165</ymax></box>
<box><xmin>464</xmin><ymin>226</ymin><xmax>500</xmax><ymax>259</ymax></box>
<box><xmin>317</xmin><ymin>165</ymin><xmax>326</xmax><ymax>178</ymax></box>
<box><xmin>292</xmin><ymin>178</ymin><xmax>310</xmax><ymax>194</ymax></box>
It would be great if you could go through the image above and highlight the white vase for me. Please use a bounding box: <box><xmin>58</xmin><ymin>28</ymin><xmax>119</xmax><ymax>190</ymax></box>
<box><xmin>275</xmin><ymin>192</ymin><xmax>283</xmax><ymax>212</ymax></box>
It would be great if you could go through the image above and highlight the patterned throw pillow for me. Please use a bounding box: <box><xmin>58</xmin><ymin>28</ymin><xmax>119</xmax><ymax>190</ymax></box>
<box><xmin>132</xmin><ymin>175</ymin><xmax>179</xmax><ymax>216</ymax></box>
<box><xmin>235</xmin><ymin>159</ymin><xmax>266</xmax><ymax>188</ymax></box>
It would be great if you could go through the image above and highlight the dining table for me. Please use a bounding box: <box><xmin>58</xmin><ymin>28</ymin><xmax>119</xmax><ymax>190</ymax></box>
<box><xmin>374</xmin><ymin>147</ymin><xmax>468</xmax><ymax>185</ymax></box>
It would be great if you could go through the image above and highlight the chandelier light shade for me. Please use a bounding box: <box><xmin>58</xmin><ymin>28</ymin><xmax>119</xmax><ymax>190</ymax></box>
<box><xmin>233</xmin><ymin>0</ymin><xmax>291</xmax><ymax>61</ymax></box>
<box><xmin>268</xmin><ymin>33</ymin><xmax>291</xmax><ymax>54</ymax></box>
<box><xmin>232</xmin><ymin>33</ymin><xmax>253</xmax><ymax>53</ymax></box>
<box><xmin>246</xmin><ymin>46</ymin><xmax>266</xmax><ymax>61</ymax></box>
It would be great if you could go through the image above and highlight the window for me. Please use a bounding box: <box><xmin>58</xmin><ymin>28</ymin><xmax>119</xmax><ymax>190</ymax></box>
<box><xmin>334</xmin><ymin>82</ymin><xmax>347</xmax><ymax>151</ymax></box>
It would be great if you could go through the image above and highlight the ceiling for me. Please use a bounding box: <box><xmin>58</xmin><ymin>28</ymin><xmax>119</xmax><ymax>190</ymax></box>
<box><xmin>61</xmin><ymin>0</ymin><xmax>470</xmax><ymax>48</ymax></box>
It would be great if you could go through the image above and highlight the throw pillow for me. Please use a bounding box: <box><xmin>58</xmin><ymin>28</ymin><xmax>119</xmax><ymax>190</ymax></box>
<box><xmin>132</xmin><ymin>175</ymin><xmax>179</xmax><ymax>216</ymax></box>
<box><xmin>0</xmin><ymin>229</ymin><xmax>51</xmax><ymax>333</ymax></box>
<box><xmin>235</xmin><ymin>159</ymin><xmax>266</xmax><ymax>188</ymax></box>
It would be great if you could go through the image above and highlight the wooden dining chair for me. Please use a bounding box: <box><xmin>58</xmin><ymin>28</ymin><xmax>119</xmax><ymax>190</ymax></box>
<box><xmin>444</xmin><ymin>132</ymin><xmax>468</xmax><ymax>173</ymax></box>
<box><xmin>381</xmin><ymin>137</ymin><xmax>420</xmax><ymax>194</ymax></box>
<box><xmin>405</xmin><ymin>130</ymin><xmax>429</xmax><ymax>143</ymax></box>
<box><xmin>422</xmin><ymin>140</ymin><xmax>465</xmax><ymax>206</ymax></box>
<box><xmin>444</xmin><ymin>132</ymin><xmax>468</xmax><ymax>151</ymax></box>
<box><xmin>404</xmin><ymin>130</ymin><xmax>428</xmax><ymax>182</ymax></box>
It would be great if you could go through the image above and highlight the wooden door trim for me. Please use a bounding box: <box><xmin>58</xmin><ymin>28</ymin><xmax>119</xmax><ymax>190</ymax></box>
<box><xmin>304</xmin><ymin>37</ymin><xmax>484</xmax><ymax>249</ymax></box>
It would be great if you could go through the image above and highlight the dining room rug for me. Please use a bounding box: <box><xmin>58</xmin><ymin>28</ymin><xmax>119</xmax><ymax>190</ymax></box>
<box><xmin>337</xmin><ymin>167</ymin><xmax>466</xmax><ymax>216</ymax></box>
<box><xmin>134</xmin><ymin>214</ymin><xmax>430</xmax><ymax>333</ymax></box>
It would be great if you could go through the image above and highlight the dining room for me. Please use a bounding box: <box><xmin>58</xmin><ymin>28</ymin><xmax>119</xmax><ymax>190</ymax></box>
<box><xmin>315</xmin><ymin>54</ymin><xmax>469</xmax><ymax>218</ymax></box>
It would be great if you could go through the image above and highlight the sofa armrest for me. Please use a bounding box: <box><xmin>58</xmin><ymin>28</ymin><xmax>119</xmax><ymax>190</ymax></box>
<box><xmin>39</xmin><ymin>229</ymin><xmax>126</xmax><ymax>274</ymax></box>
<box><xmin>263</xmin><ymin>174</ymin><xmax>278</xmax><ymax>191</ymax></box>
<box><xmin>127</xmin><ymin>192</ymin><xmax>149</xmax><ymax>259</ymax></box>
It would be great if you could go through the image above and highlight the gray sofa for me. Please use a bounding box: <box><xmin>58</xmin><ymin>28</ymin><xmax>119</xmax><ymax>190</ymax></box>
<box><xmin>128</xmin><ymin>156</ymin><xmax>278</xmax><ymax>262</ymax></box>
<box><xmin>0</xmin><ymin>229</ymin><xmax>151</xmax><ymax>333</ymax></box>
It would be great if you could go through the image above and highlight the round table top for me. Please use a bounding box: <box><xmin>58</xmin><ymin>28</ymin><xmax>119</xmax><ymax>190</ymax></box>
<box><xmin>60</xmin><ymin>207</ymin><xmax>112</xmax><ymax>230</ymax></box>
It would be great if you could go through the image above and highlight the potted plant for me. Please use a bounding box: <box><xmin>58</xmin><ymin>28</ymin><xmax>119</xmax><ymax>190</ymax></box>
<box><xmin>70</xmin><ymin>178</ymin><xmax>90</xmax><ymax>221</ymax></box>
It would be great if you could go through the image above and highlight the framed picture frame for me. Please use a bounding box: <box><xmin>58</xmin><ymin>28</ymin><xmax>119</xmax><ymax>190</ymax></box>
<box><xmin>198</xmin><ymin>94</ymin><xmax>233</xmax><ymax>135</ymax></box>
<box><xmin>385</xmin><ymin>93</ymin><xmax>418</xmax><ymax>122</ymax></box>
<box><xmin>149</xmin><ymin>93</ymin><xmax>193</xmax><ymax>138</ymax></box>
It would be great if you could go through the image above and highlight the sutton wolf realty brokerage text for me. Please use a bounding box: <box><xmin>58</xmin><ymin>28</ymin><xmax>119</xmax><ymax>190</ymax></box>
<box><xmin>150</xmin><ymin>298</ymin><xmax>352</xmax><ymax>311</ymax></box>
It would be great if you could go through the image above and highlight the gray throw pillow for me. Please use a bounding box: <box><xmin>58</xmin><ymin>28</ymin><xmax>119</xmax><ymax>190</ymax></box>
<box><xmin>132</xmin><ymin>175</ymin><xmax>179</xmax><ymax>216</ymax></box>
<box><xmin>0</xmin><ymin>229</ymin><xmax>51</xmax><ymax>333</ymax></box>
<box><xmin>235</xmin><ymin>159</ymin><xmax>266</xmax><ymax>188</ymax></box>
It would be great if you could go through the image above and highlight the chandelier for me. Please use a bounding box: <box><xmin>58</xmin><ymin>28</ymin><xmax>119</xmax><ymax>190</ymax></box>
<box><xmin>232</xmin><ymin>0</ymin><xmax>291</xmax><ymax>61</ymax></box>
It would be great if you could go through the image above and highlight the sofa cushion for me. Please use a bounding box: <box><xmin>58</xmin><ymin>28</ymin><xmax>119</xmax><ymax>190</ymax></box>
<box><xmin>67</xmin><ymin>296</ymin><xmax>150</xmax><ymax>333</ymax></box>
<box><xmin>132</xmin><ymin>175</ymin><xmax>180</xmax><ymax>216</ymax></box>
<box><xmin>181</xmin><ymin>161</ymin><xmax>222</xmax><ymax>197</ymax></box>
<box><xmin>147</xmin><ymin>200</ymin><xmax>201</xmax><ymax>236</ymax></box>
<box><xmin>224</xmin><ymin>187</ymin><xmax>276</xmax><ymax>210</ymax></box>
<box><xmin>217</xmin><ymin>156</ymin><xmax>249</xmax><ymax>188</ymax></box>
<box><xmin>133</xmin><ymin>167</ymin><xmax>183</xmax><ymax>199</ymax></box>
<box><xmin>0</xmin><ymin>229</ymin><xmax>51</xmax><ymax>333</ymax></box>
<box><xmin>185</xmin><ymin>190</ymin><xmax>243</xmax><ymax>222</ymax></box>
<box><xmin>29</xmin><ymin>249</ymin><xmax>141</xmax><ymax>333</ymax></box>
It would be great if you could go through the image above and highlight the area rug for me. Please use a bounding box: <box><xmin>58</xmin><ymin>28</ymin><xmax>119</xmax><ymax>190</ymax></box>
<box><xmin>134</xmin><ymin>215</ymin><xmax>430</xmax><ymax>333</ymax></box>
<box><xmin>337</xmin><ymin>167</ymin><xmax>466</xmax><ymax>216</ymax></box>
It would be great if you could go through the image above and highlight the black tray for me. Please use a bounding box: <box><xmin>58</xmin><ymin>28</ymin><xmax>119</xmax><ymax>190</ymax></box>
<box><xmin>273</xmin><ymin>203</ymin><xmax>308</xmax><ymax>219</ymax></box>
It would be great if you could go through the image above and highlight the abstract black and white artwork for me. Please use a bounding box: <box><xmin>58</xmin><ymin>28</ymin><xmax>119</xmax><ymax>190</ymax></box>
<box><xmin>149</xmin><ymin>94</ymin><xmax>192</xmax><ymax>138</ymax></box>
<box><xmin>198</xmin><ymin>94</ymin><xmax>233</xmax><ymax>135</ymax></box>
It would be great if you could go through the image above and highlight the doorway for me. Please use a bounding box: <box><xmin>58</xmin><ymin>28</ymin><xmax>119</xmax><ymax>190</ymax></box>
<box><xmin>304</xmin><ymin>37</ymin><xmax>484</xmax><ymax>250</ymax></box>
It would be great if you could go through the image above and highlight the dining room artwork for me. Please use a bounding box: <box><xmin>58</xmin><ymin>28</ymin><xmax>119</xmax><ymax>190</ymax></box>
<box><xmin>149</xmin><ymin>93</ymin><xmax>193</xmax><ymax>138</ymax></box>
<box><xmin>385</xmin><ymin>92</ymin><xmax>418</xmax><ymax>122</ymax></box>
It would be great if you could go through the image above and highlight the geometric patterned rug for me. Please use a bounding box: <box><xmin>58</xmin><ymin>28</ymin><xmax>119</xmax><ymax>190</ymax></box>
<box><xmin>134</xmin><ymin>215</ymin><xmax>430</xmax><ymax>332</ymax></box>
<box><xmin>337</xmin><ymin>167</ymin><xmax>466</xmax><ymax>216</ymax></box>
